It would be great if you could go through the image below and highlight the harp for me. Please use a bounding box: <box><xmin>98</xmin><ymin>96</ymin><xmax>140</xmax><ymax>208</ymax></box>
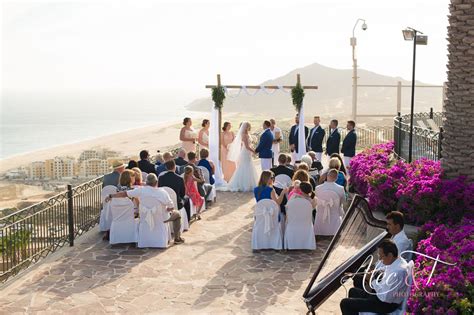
<box><xmin>302</xmin><ymin>195</ymin><xmax>388</xmax><ymax>314</ymax></box>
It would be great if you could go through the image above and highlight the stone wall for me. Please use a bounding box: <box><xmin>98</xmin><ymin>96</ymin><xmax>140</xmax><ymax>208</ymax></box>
<box><xmin>442</xmin><ymin>0</ymin><xmax>474</xmax><ymax>180</ymax></box>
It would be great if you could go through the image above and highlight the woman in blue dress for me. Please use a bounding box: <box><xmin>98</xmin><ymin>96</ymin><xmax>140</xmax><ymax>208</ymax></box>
<box><xmin>253</xmin><ymin>170</ymin><xmax>287</xmax><ymax>204</ymax></box>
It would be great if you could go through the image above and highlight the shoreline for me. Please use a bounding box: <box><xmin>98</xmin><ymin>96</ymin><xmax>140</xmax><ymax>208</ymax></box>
<box><xmin>0</xmin><ymin>119</ymin><xmax>189</xmax><ymax>175</ymax></box>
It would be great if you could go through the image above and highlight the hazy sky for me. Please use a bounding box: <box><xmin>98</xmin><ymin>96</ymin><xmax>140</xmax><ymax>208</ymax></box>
<box><xmin>2</xmin><ymin>0</ymin><xmax>450</xmax><ymax>103</ymax></box>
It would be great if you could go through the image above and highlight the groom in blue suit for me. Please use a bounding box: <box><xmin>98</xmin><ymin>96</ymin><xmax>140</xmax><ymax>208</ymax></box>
<box><xmin>255</xmin><ymin>120</ymin><xmax>274</xmax><ymax>171</ymax></box>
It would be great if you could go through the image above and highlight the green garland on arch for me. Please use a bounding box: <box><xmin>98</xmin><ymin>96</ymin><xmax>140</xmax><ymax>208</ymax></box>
<box><xmin>291</xmin><ymin>83</ymin><xmax>305</xmax><ymax>112</ymax></box>
<box><xmin>212</xmin><ymin>86</ymin><xmax>226</xmax><ymax>110</ymax></box>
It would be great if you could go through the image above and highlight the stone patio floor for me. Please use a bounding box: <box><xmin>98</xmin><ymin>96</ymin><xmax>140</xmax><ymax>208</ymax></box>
<box><xmin>0</xmin><ymin>191</ymin><xmax>342</xmax><ymax>314</ymax></box>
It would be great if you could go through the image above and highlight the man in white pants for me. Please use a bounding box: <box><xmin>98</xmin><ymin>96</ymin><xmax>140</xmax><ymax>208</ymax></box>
<box><xmin>270</xmin><ymin>119</ymin><xmax>282</xmax><ymax>167</ymax></box>
<box><xmin>255</xmin><ymin>120</ymin><xmax>274</xmax><ymax>171</ymax></box>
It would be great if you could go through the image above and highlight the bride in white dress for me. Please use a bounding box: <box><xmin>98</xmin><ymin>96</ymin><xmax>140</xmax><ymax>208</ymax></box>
<box><xmin>227</xmin><ymin>122</ymin><xmax>259</xmax><ymax>192</ymax></box>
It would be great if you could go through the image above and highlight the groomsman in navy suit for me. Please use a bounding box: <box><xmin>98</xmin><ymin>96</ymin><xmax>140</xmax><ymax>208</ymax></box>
<box><xmin>289</xmin><ymin>114</ymin><xmax>309</xmax><ymax>161</ymax></box>
<box><xmin>341</xmin><ymin>120</ymin><xmax>357</xmax><ymax>172</ymax></box>
<box><xmin>255</xmin><ymin>120</ymin><xmax>274</xmax><ymax>171</ymax></box>
<box><xmin>326</xmin><ymin>119</ymin><xmax>341</xmax><ymax>156</ymax></box>
<box><xmin>307</xmin><ymin>116</ymin><xmax>326</xmax><ymax>162</ymax></box>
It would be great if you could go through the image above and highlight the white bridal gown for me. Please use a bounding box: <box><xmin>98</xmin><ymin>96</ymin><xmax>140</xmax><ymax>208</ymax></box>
<box><xmin>227</xmin><ymin>142</ymin><xmax>258</xmax><ymax>192</ymax></box>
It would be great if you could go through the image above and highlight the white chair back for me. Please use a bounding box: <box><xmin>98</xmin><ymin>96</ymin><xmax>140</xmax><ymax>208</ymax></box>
<box><xmin>284</xmin><ymin>198</ymin><xmax>316</xmax><ymax>250</ymax></box>
<box><xmin>109</xmin><ymin>198</ymin><xmax>137</xmax><ymax>244</ymax></box>
<box><xmin>274</xmin><ymin>174</ymin><xmax>292</xmax><ymax>189</ymax></box>
<box><xmin>252</xmin><ymin>199</ymin><xmax>282</xmax><ymax>250</ymax></box>
<box><xmin>141</xmin><ymin>171</ymin><xmax>148</xmax><ymax>182</ymax></box>
<box><xmin>314</xmin><ymin>190</ymin><xmax>343</xmax><ymax>236</ymax></box>
<box><xmin>161</xmin><ymin>187</ymin><xmax>178</xmax><ymax>209</ymax></box>
<box><xmin>158</xmin><ymin>171</ymin><xmax>167</xmax><ymax>177</ymax></box>
<box><xmin>198</xmin><ymin>166</ymin><xmax>211</xmax><ymax>184</ymax></box>
<box><xmin>137</xmin><ymin>196</ymin><xmax>170</xmax><ymax>248</ymax></box>
<box><xmin>99</xmin><ymin>186</ymin><xmax>117</xmax><ymax>232</ymax></box>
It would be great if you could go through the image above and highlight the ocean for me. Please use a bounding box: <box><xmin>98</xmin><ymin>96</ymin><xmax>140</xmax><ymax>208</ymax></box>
<box><xmin>0</xmin><ymin>90</ymin><xmax>200</xmax><ymax>159</ymax></box>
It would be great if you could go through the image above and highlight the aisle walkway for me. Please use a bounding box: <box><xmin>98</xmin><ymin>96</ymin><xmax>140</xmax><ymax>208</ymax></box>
<box><xmin>0</xmin><ymin>192</ymin><xmax>336</xmax><ymax>314</ymax></box>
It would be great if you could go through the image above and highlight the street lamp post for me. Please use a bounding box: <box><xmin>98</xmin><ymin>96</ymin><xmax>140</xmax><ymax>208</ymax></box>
<box><xmin>350</xmin><ymin>19</ymin><xmax>367</xmax><ymax>122</ymax></box>
<box><xmin>403</xmin><ymin>27</ymin><xmax>428</xmax><ymax>162</ymax></box>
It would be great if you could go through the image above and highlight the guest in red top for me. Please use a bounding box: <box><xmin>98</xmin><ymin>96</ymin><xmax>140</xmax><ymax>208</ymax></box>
<box><xmin>184</xmin><ymin>165</ymin><xmax>204</xmax><ymax>220</ymax></box>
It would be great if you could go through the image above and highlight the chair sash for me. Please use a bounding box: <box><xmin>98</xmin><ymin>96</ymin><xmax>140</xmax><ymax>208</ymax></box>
<box><xmin>318</xmin><ymin>198</ymin><xmax>334</xmax><ymax>224</ymax></box>
<box><xmin>140</xmin><ymin>206</ymin><xmax>158</xmax><ymax>231</ymax></box>
<box><xmin>255</xmin><ymin>204</ymin><xmax>275</xmax><ymax>234</ymax></box>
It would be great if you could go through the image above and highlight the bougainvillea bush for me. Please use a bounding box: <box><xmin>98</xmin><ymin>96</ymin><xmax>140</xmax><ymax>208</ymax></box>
<box><xmin>349</xmin><ymin>142</ymin><xmax>474</xmax><ymax>225</ymax></box>
<box><xmin>408</xmin><ymin>220</ymin><xmax>474</xmax><ymax>314</ymax></box>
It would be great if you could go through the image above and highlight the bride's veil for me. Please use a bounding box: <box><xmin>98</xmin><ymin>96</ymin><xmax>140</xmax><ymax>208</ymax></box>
<box><xmin>227</xmin><ymin>122</ymin><xmax>249</xmax><ymax>162</ymax></box>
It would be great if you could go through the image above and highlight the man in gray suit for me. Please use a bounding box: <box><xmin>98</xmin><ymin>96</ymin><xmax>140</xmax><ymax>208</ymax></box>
<box><xmin>102</xmin><ymin>160</ymin><xmax>125</xmax><ymax>187</ymax></box>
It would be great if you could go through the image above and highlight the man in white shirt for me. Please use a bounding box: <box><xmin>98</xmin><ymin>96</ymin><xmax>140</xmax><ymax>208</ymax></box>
<box><xmin>107</xmin><ymin>173</ymin><xmax>184</xmax><ymax>244</ymax></box>
<box><xmin>269</xmin><ymin>119</ymin><xmax>282</xmax><ymax>166</ymax></box>
<box><xmin>386</xmin><ymin>211</ymin><xmax>411</xmax><ymax>255</ymax></box>
<box><xmin>340</xmin><ymin>239</ymin><xmax>409</xmax><ymax>314</ymax></box>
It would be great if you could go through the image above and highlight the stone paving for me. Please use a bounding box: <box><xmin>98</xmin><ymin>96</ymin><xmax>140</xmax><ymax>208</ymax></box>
<box><xmin>0</xmin><ymin>192</ymin><xmax>342</xmax><ymax>314</ymax></box>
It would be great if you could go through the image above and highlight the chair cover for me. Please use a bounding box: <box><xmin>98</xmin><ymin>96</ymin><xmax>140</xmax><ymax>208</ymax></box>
<box><xmin>141</xmin><ymin>171</ymin><xmax>148</xmax><ymax>182</ymax></box>
<box><xmin>359</xmin><ymin>261</ymin><xmax>414</xmax><ymax>315</ymax></box>
<box><xmin>284</xmin><ymin>198</ymin><xmax>316</xmax><ymax>250</ymax></box>
<box><xmin>99</xmin><ymin>185</ymin><xmax>117</xmax><ymax>232</ymax></box>
<box><xmin>137</xmin><ymin>196</ymin><xmax>170</xmax><ymax>248</ymax></box>
<box><xmin>189</xmin><ymin>197</ymin><xmax>205</xmax><ymax>217</ymax></box>
<box><xmin>314</xmin><ymin>190</ymin><xmax>343</xmax><ymax>236</ymax></box>
<box><xmin>251</xmin><ymin>200</ymin><xmax>283</xmax><ymax>250</ymax></box>
<box><xmin>274</xmin><ymin>174</ymin><xmax>292</xmax><ymax>189</ymax></box>
<box><xmin>158</xmin><ymin>171</ymin><xmax>167</xmax><ymax>177</ymax></box>
<box><xmin>198</xmin><ymin>166</ymin><xmax>217</xmax><ymax>202</ymax></box>
<box><xmin>109</xmin><ymin>198</ymin><xmax>138</xmax><ymax>244</ymax></box>
<box><xmin>161</xmin><ymin>186</ymin><xmax>189</xmax><ymax>232</ymax></box>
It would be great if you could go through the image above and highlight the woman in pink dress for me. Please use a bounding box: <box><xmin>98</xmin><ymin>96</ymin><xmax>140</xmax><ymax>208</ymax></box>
<box><xmin>184</xmin><ymin>166</ymin><xmax>203</xmax><ymax>220</ymax></box>
<box><xmin>220</xmin><ymin>122</ymin><xmax>236</xmax><ymax>182</ymax></box>
<box><xmin>180</xmin><ymin>117</ymin><xmax>197</xmax><ymax>154</ymax></box>
<box><xmin>198</xmin><ymin>119</ymin><xmax>210</xmax><ymax>149</ymax></box>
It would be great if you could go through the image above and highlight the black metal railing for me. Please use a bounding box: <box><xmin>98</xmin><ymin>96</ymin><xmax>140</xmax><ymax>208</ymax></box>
<box><xmin>0</xmin><ymin>176</ymin><xmax>104</xmax><ymax>283</ymax></box>
<box><xmin>393</xmin><ymin>110</ymin><xmax>444</xmax><ymax>161</ymax></box>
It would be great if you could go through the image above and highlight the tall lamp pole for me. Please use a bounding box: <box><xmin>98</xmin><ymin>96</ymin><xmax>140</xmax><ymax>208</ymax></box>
<box><xmin>350</xmin><ymin>18</ymin><xmax>367</xmax><ymax>121</ymax></box>
<box><xmin>403</xmin><ymin>27</ymin><xmax>428</xmax><ymax>162</ymax></box>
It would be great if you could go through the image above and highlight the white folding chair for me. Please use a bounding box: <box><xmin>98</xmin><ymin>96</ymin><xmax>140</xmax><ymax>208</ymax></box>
<box><xmin>314</xmin><ymin>190</ymin><xmax>343</xmax><ymax>236</ymax></box>
<box><xmin>161</xmin><ymin>186</ymin><xmax>189</xmax><ymax>232</ymax></box>
<box><xmin>99</xmin><ymin>185</ymin><xmax>117</xmax><ymax>232</ymax></box>
<box><xmin>198</xmin><ymin>165</ymin><xmax>217</xmax><ymax>202</ymax></box>
<box><xmin>284</xmin><ymin>198</ymin><xmax>316</xmax><ymax>250</ymax></box>
<box><xmin>274</xmin><ymin>174</ymin><xmax>292</xmax><ymax>189</ymax></box>
<box><xmin>158</xmin><ymin>171</ymin><xmax>167</xmax><ymax>177</ymax></box>
<box><xmin>109</xmin><ymin>198</ymin><xmax>138</xmax><ymax>244</ymax></box>
<box><xmin>136</xmin><ymin>196</ymin><xmax>170</xmax><ymax>248</ymax></box>
<box><xmin>141</xmin><ymin>171</ymin><xmax>148</xmax><ymax>182</ymax></box>
<box><xmin>252</xmin><ymin>200</ymin><xmax>283</xmax><ymax>250</ymax></box>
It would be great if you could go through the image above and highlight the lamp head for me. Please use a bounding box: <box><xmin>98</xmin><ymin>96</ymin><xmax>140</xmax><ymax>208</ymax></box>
<box><xmin>403</xmin><ymin>28</ymin><xmax>415</xmax><ymax>41</ymax></box>
<box><xmin>362</xmin><ymin>22</ymin><xmax>367</xmax><ymax>31</ymax></box>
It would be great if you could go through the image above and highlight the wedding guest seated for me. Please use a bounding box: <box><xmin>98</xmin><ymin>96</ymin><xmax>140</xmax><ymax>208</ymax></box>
<box><xmin>315</xmin><ymin>168</ymin><xmax>345</xmax><ymax>206</ymax></box>
<box><xmin>103</xmin><ymin>160</ymin><xmax>125</xmax><ymax>188</ymax></box>
<box><xmin>197</xmin><ymin>148</ymin><xmax>215</xmax><ymax>185</ymax></box>
<box><xmin>126</xmin><ymin>160</ymin><xmax>138</xmax><ymax>169</ymax></box>
<box><xmin>156</xmin><ymin>152</ymin><xmax>174</xmax><ymax>176</ymax></box>
<box><xmin>138</xmin><ymin>150</ymin><xmax>157</xmax><ymax>175</ymax></box>
<box><xmin>254</xmin><ymin>170</ymin><xmax>287</xmax><ymax>205</ymax></box>
<box><xmin>386</xmin><ymin>211</ymin><xmax>411</xmax><ymax>254</ymax></box>
<box><xmin>184</xmin><ymin>166</ymin><xmax>204</xmax><ymax>220</ymax></box>
<box><xmin>174</xmin><ymin>149</ymin><xmax>188</xmax><ymax>166</ymax></box>
<box><xmin>295</xmin><ymin>163</ymin><xmax>317</xmax><ymax>189</ymax></box>
<box><xmin>288</xmin><ymin>169</ymin><xmax>313</xmax><ymax>199</ymax></box>
<box><xmin>158</xmin><ymin>160</ymin><xmax>190</xmax><ymax>220</ymax></box>
<box><xmin>106</xmin><ymin>173</ymin><xmax>184</xmax><ymax>244</ymax></box>
<box><xmin>330</xmin><ymin>153</ymin><xmax>347</xmax><ymax>176</ymax></box>
<box><xmin>286</xmin><ymin>154</ymin><xmax>295</xmax><ymax>170</ymax></box>
<box><xmin>155</xmin><ymin>151</ymin><xmax>164</xmax><ymax>167</ymax></box>
<box><xmin>319</xmin><ymin>157</ymin><xmax>347</xmax><ymax>189</ymax></box>
<box><xmin>271</xmin><ymin>153</ymin><xmax>294</xmax><ymax>178</ymax></box>
<box><xmin>340</xmin><ymin>239</ymin><xmax>409</xmax><ymax>315</ymax></box>
<box><xmin>188</xmin><ymin>152</ymin><xmax>213</xmax><ymax>202</ymax></box>
<box><xmin>307</xmin><ymin>151</ymin><xmax>324</xmax><ymax>171</ymax></box>
<box><xmin>132</xmin><ymin>167</ymin><xmax>144</xmax><ymax>186</ymax></box>
<box><xmin>118</xmin><ymin>169</ymin><xmax>140</xmax><ymax>214</ymax></box>
<box><xmin>301</xmin><ymin>154</ymin><xmax>321</xmax><ymax>181</ymax></box>
<box><xmin>289</xmin><ymin>181</ymin><xmax>317</xmax><ymax>208</ymax></box>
